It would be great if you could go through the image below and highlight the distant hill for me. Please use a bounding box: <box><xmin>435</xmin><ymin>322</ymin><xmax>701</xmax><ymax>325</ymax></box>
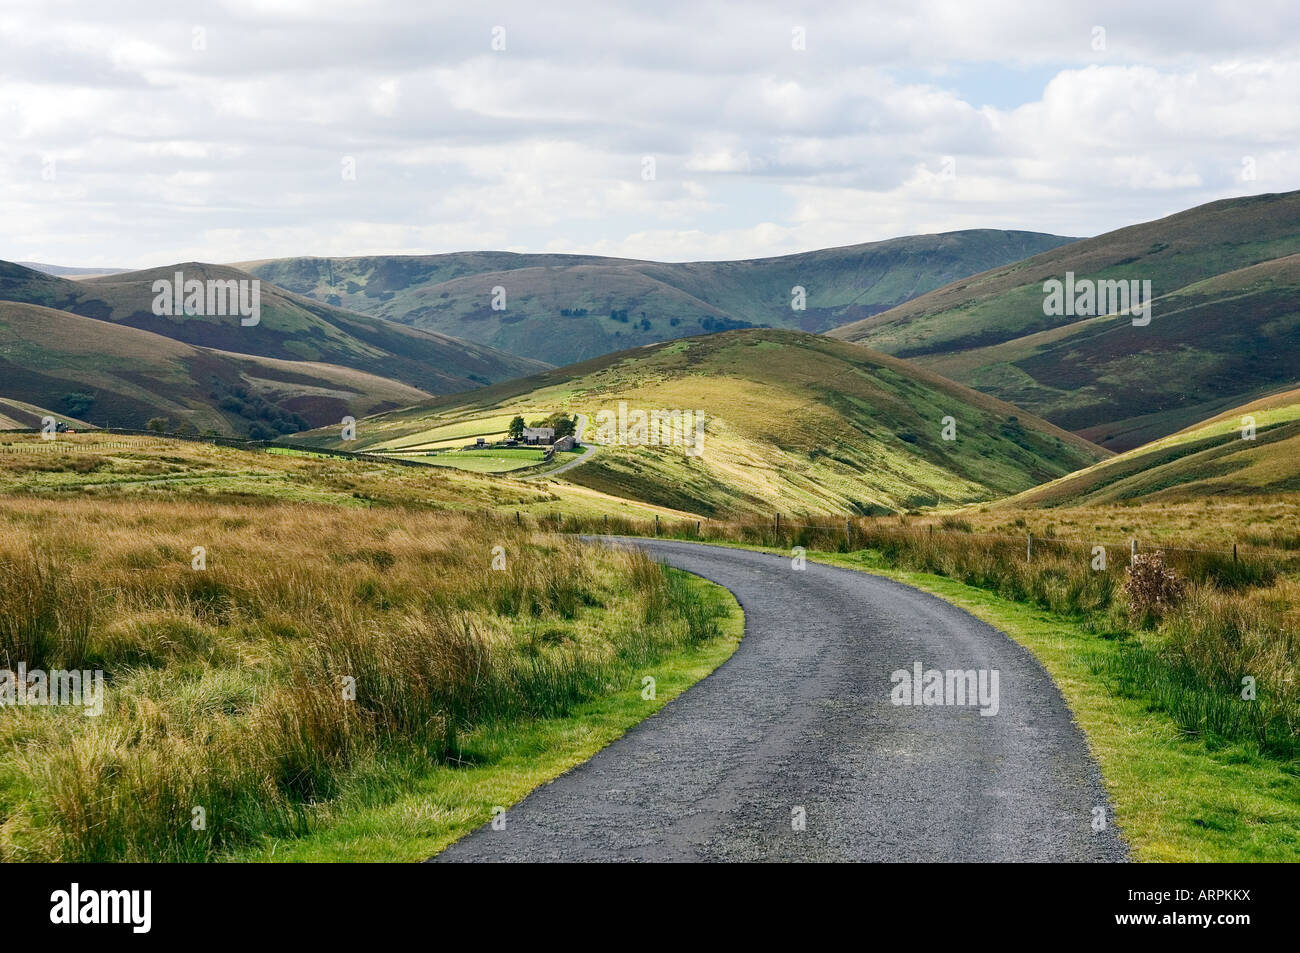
<box><xmin>0</xmin><ymin>397</ymin><xmax>95</xmax><ymax>430</ymax></box>
<box><xmin>16</xmin><ymin>262</ymin><xmax>128</xmax><ymax>277</ymax></box>
<box><xmin>238</xmin><ymin>230</ymin><xmax>1075</xmax><ymax>366</ymax></box>
<box><xmin>0</xmin><ymin>300</ymin><xmax>436</xmax><ymax>435</ymax></box>
<box><xmin>0</xmin><ymin>260</ymin><xmax>547</xmax><ymax>397</ymax></box>
<box><xmin>289</xmin><ymin>328</ymin><xmax>1107</xmax><ymax>517</ymax></box>
<box><xmin>1004</xmin><ymin>385</ymin><xmax>1300</xmax><ymax>507</ymax></box>
<box><xmin>830</xmin><ymin>190</ymin><xmax>1300</xmax><ymax>450</ymax></box>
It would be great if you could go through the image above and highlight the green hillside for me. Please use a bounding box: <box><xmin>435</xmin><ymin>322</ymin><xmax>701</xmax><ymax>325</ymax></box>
<box><xmin>1005</xmin><ymin>385</ymin><xmax>1300</xmax><ymax>508</ymax></box>
<box><xmin>830</xmin><ymin>191</ymin><xmax>1300</xmax><ymax>450</ymax></box>
<box><xmin>0</xmin><ymin>397</ymin><xmax>94</xmax><ymax>430</ymax></box>
<box><xmin>0</xmin><ymin>260</ymin><xmax>546</xmax><ymax>395</ymax></box>
<box><xmin>290</xmin><ymin>329</ymin><xmax>1107</xmax><ymax>517</ymax></box>
<box><xmin>0</xmin><ymin>300</ymin><xmax>435</xmax><ymax>435</ymax></box>
<box><xmin>239</xmin><ymin>230</ymin><xmax>1073</xmax><ymax>366</ymax></box>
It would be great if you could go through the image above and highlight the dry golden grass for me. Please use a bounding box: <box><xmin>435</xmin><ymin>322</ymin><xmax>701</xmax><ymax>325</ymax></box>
<box><xmin>0</xmin><ymin>496</ymin><xmax>727</xmax><ymax>861</ymax></box>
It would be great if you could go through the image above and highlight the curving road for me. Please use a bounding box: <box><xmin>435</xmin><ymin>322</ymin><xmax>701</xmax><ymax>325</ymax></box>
<box><xmin>434</xmin><ymin>538</ymin><xmax>1127</xmax><ymax>862</ymax></box>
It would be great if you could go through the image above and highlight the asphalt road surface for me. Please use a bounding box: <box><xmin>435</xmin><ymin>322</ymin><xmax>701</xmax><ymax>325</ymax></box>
<box><xmin>434</xmin><ymin>538</ymin><xmax>1127</xmax><ymax>862</ymax></box>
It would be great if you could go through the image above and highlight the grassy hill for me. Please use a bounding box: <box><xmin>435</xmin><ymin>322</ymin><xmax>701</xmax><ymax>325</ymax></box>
<box><xmin>0</xmin><ymin>260</ymin><xmax>546</xmax><ymax>396</ymax></box>
<box><xmin>290</xmin><ymin>328</ymin><xmax>1107</xmax><ymax>517</ymax></box>
<box><xmin>0</xmin><ymin>300</ymin><xmax>437</xmax><ymax>434</ymax></box>
<box><xmin>829</xmin><ymin>191</ymin><xmax>1300</xmax><ymax>449</ymax></box>
<box><xmin>239</xmin><ymin>230</ymin><xmax>1074</xmax><ymax>366</ymax></box>
<box><xmin>1004</xmin><ymin>385</ymin><xmax>1300</xmax><ymax>508</ymax></box>
<box><xmin>0</xmin><ymin>397</ymin><xmax>95</xmax><ymax>430</ymax></box>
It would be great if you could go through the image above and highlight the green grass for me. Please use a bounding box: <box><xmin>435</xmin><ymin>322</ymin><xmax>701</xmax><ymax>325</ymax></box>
<box><xmin>1006</xmin><ymin>386</ymin><xmax>1300</xmax><ymax>506</ymax></box>
<box><xmin>0</xmin><ymin>493</ymin><xmax>742</xmax><ymax>862</ymax></box>
<box><xmin>411</xmin><ymin>448</ymin><xmax>583</xmax><ymax>474</ymax></box>
<box><xmin>291</xmin><ymin>329</ymin><xmax>1106</xmax><ymax>517</ymax></box>
<box><xmin>241</xmin><ymin>230</ymin><xmax>1073</xmax><ymax>367</ymax></box>
<box><xmin>229</xmin><ymin>569</ymin><xmax>744</xmax><ymax>862</ymax></box>
<box><xmin>831</xmin><ymin>190</ymin><xmax>1300</xmax><ymax>450</ymax></box>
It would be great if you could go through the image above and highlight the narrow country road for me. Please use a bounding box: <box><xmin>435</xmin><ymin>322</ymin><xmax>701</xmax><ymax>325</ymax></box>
<box><xmin>434</xmin><ymin>538</ymin><xmax>1127</xmax><ymax>862</ymax></box>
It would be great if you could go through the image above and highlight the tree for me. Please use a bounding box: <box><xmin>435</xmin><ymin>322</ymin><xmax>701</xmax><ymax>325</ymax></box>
<box><xmin>145</xmin><ymin>417</ymin><xmax>169</xmax><ymax>434</ymax></box>
<box><xmin>553</xmin><ymin>415</ymin><xmax>576</xmax><ymax>439</ymax></box>
<box><xmin>508</xmin><ymin>415</ymin><xmax>525</xmax><ymax>440</ymax></box>
<box><xmin>61</xmin><ymin>392</ymin><xmax>95</xmax><ymax>418</ymax></box>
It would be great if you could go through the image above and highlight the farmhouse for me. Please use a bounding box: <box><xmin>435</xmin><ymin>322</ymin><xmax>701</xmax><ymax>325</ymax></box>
<box><xmin>522</xmin><ymin>426</ymin><xmax>555</xmax><ymax>445</ymax></box>
<box><xmin>553</xmin><ymin>434</ymin><xmax>576</xmax><ymax>452</ymax></box>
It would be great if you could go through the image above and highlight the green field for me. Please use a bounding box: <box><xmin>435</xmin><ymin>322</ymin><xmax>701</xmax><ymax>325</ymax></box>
<box><xmin>289</xmin><ymin>329</ymin><xmax>1107</xmax><ymax>517</ymax></box>
<box><xmin>416</xmin><ymin>448</ymin><xmax>583</xmax><ymax>473</ymax></box>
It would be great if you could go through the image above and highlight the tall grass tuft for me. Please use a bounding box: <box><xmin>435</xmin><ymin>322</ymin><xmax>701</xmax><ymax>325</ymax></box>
<box><xmin>0</xmin><ymin>498</ymin><xmax>729</xmax><ymax>861</ymax></box>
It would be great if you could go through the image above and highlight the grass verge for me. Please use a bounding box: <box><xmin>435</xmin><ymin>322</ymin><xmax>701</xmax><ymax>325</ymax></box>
<box><xmin>229</xmin><ymin>569</ymin><xmax>742</xmax><ymax>862</ymax></box>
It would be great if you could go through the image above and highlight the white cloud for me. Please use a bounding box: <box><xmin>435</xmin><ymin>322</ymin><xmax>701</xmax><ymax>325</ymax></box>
<box><xmin>0</xmin><ymin>0</ymin><xmax>1297</xmax><ymax>267</ymax></box>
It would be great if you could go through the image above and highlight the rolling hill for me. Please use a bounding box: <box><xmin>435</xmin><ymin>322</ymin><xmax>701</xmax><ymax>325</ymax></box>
<box><xmin>238</xmin><ymin>229</ymin><xmax>1074</xmax><ymax>366</ymax></box>
<box><xmin>0</xmin><ymin>260</ymin><xmax>546</xmax><ymax>396</ymax></box>
<box><xmin>0</xmin><ymin>397</ymin><xmax>95</xmax><ymax>430</ymax></box>
<box><xmin>1004</xmin><ymin>385</ymin><xmax>1300</xmax><ymax>508</ymax></box>
<box><xmin>289</xmin><ymin>329</ymin><xmax>1108</xmax><ymax>517</ymax></box>
<box><xmin>0</xmin><ymin>300</ymin><xmax>436</xmax><ymax>434</ymax></box>
<box><xmin>829</xmin><ymin>190</ymin><xmax>1300</xmax><ymax>450</ymax></box>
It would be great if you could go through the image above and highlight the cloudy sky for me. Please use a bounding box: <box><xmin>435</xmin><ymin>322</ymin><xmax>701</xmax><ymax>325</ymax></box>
<box><xmin>3</xmin><ymin>0</ymin><xmax>1299</xmax><ymax>268</ymax></box>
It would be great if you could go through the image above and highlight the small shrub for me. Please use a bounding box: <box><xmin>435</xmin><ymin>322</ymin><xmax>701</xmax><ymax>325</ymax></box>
<box><xmin>1123</xmin><ymin>552</ymin><xmax>1186</xmax><ymax>621</ymax></box>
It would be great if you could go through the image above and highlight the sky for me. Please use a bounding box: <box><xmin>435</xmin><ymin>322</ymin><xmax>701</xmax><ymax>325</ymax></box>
<box><xmin>3</xmin><ymin>0</ymin><xmax>1299</xmax><ymax>268</ymax></box>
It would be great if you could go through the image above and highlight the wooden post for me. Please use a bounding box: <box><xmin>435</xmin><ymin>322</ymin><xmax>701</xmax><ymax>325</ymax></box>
<box><xmin>603</xmin><ymin>513</ymin><xmax>608</xmax><ymax>530</ymax></box>
<box><xmin>1027</xmin><ymin>531</ymin><xmax>1033</xmax><ymax>562</ymax></box>
<box><xmin>655</xmin><ymin>515</ymin><xmax>660</xmax><ymax>536</ymax></box>
<box><xmin>775</xmin><ymin>512</ymin><xmax>781</xmax><ymax>532</ymax></box>
<box><xmin>515</xmin><ymin>511</ymin><xmax>521</xmax><ymax>525</ymax></box>
<box><xmin>845</xmin><ymin>517</ymin><xmax>851</xmax><ymax>547</ymax></box>
<box><xmin>1233</xmin><ymin>543</ymin><xmax>1238</xmax><ymax>564</ymax></box>
<box><xmin>696</xmin><ymin>520</ymin><xmax>701</xmax><ymax>535</ymax></box>
<box><xmin>1130</xmin><ymin>538</ymin><xmax>1137</xmax><ymax>565</ymax></box>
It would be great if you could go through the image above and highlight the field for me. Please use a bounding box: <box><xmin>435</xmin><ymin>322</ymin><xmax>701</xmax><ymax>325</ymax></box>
<box><xmin>0</xmin><ymin>432</ymin><xmax>690</xmax><ymax>521</ymax></box>
<box><xmin>0</xmin><ymin>487</ymin><xmax>740</xmax><ymax>861</ymax></box>
<box><xmin>417</xmin><ymin>448</ymin><xmax>583</xmax><ymax>474</ymax></box>
<box><xmin>290</xmin><ymin>329</ymin><xmax>1107</xmax><ymax>517</ymax></box>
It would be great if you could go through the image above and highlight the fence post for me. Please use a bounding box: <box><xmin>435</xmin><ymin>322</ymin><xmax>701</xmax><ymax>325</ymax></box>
<box><xmin>655</xmin><ymin>515</ymin><xmax>660</xmax><ymax>536</ymax></box>
<box><xmin>845</xmin><ymin>518</ymin><xmax>851</xmax><ymax>547</ymax></box>
<box><xmin>1233</xmin><ymin>543</ymin><xmax>1238</xmax><ymax>564</ymax></box>
<box><xmin>696</xmin><ymin>520</ymin><xmax>701</xmax><ymax>535</ymax></box>
<box><xmin>1130</xmin><ymin>538</ymin><xmax>1137</xmax><ymax>565</ymax></box>
<box><xmin>1027</xmin><ymin>531</ymin><xmax>1033</xmax><ymax>562</ymax></box>
<box><xmin>775</xmin><ymin>512</ymin><xmax>781</xmax><ymax>532</ymax></box>
<box><xmin>603</xmin><ymin>513</ymin><xmax>608</xmax><ymax>531</ymax></box>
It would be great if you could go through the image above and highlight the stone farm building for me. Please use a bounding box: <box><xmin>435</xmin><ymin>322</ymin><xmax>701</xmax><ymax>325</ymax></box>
<box><xmin>522</xmin><ymin>426</ymin><xmax>555</xmax><ymax>445</ymax></box>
